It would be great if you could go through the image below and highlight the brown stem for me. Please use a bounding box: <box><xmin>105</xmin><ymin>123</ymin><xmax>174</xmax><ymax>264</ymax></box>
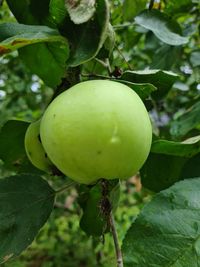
<box><xmin>100</xmin><ymin>179</ymin><xmax>124</xmax><ymax>267</ymax></box>
<box><xmin>149</xmin><ymin>0</ymin><xmax>155</xmax><ymax>9</ymax></box>
<box><xmin>109</xmin><ymin>212</ymin><xmax>124</xmax><ymax>267</ymax></box>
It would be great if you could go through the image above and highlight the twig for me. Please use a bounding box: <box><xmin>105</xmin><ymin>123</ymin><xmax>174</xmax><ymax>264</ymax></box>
<box><xmin>94</xmin><ymin>58</ymin><xmax>112</xmax><ymax>76</ymax></box>
<box><xmin>113</xmin><ymin>22</ymin><xmax>135</xmax><ymax>30</ymax></box>
<box><xmin>149</xmin><ymin>0</ymin><xmax>155</xmax><ymax>9</ymax></box>
<box><xmin>108</xmin><ymin>212</ymin><xmax>124</xmax><ymax>267</ymax></box>
<box><xmin>100</xmin><ymin>180</ymin><xmax>124</xmax><ymax>267</ymax></box>
<box><xmin>105</xmin><ymin>58</ymin><xmax>112</xmax><ymax>75</ymax></box>
<box><xmin>94</xmin><ymin>58</ymin><xmax>109</xmax><ymax>69</ymax></box>
<box><xmin>81</xmin><ymin>73</ymin><xmax>123</xmax><ymax>80</ymax></box>
<box><xmin>54</xmin><ymin>202</ymin><xmax>76</xmax><ymax>214</ymax></box>
<box><xmin>114</xmin><ymin>45</ymin><xmax>133</xmax><ymax>70</ymax></box>
<box><xmin>55</xmin><ymin>181</ymin><xmax>76</xmax><ymax>194</ymax></box>
<box><xmin>81</xmin><ymin>73</ymin><xmax>110</xmax><ymax>79</ymax></box>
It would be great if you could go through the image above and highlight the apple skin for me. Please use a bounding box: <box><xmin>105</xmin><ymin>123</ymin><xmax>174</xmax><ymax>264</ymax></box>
<box><xmin>40</xmin><ymin>80</ymin><xmax>152</xmax><ymax>184</ymax></box>
<box><xmin>25</xmin><ymin>120</ymin><xmax>53</xmax><ymax>172</ymax></box>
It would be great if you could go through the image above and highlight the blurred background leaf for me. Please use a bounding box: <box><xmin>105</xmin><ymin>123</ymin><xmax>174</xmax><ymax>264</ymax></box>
<box><xmin>135</xmin><ymin>9</ymin><xmax>189</xmax><ymax>46</ymax></box>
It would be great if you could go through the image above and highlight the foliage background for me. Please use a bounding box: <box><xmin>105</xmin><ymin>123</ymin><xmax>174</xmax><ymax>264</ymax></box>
<box><xmin>0</xmin><ymin>0</ymin><xmax>199</xmax><ymax>266</ymax></box>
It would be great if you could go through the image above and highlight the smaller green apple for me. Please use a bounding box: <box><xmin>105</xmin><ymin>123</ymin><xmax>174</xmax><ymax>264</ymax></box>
<box><xmin>25</xmin><ymin>120</ymin><xmax>53</xmax><ymax>172</ymax></box>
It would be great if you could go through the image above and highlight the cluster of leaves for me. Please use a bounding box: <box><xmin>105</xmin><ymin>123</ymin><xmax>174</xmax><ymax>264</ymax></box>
<box><xmin>0</xmin><ymin>0</ymin><xmax>200</xmax><ymax>266</ymax></box>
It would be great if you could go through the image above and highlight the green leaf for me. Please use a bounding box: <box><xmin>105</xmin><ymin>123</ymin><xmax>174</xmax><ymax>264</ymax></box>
<box><xmin>4</xmin><ymin>1</ymin><xmax>70</xmax><ymax>87</ymax></box>
<box><xmin>117</xmin><ymin>80</ymin><xmax>157</xmax><ymax>100</ymax></box>
<box><xmin>0</xmin><ymin>120</ymin><xmax>28</xmax><ymax>165</ymax></box>
<box><xmin>49</xmin><ymin>0</ymin><xmax>68</xmax><ymax>26</ymax></box>
<box><xmin>123</xmin><ymin>178</ymin><xmax>200</xmax><ymax>267</ymax></box>
<box><xmin>151</xmin><ymin>135</ymin><xmax>200</xmax><ymax>157</ymax></box>
<box><xmin>180</xmin><ymin>153</ymin><xmax>200</xmax><ymax>180</ymax></box>
<box><xmin>0</xmin><ymin>23</ymin><xmax>69</xmax><ymax>88</ymax></box>
<box><xmin>150</xmin><ymin>44</ymin><xmax>182</xmax><ymax>70</ymax></box>
<box><xmin>0</xmin><ymin>22</ymin><xmax>68</xmax><ymax>53</ymax></box>
<box><xmin>0</xmin><ymin>174</ymin><xmax>55</xmax><ymax>264</ymax></box>
<box><xmin>99</xmin><ymin>22</ymin><xmax>116</xmax><ymax>58</ymax></box>
<box><xmin>78</xmin><ymin>184</ymin><xmax>107</xmax><ymax>237</ymax></box>
<box><xmin>78</xmin><ymin>180</ymin><xmax>120</xmax><ymax>236</ymax></box>
<box><xmin>165</xmin><ymin>0</ymin><xmax>194</xmax><ymax>15</ymax></box>
<box><xmin>67</xmin><ymin>0</ymin><xmax>110</xmax><ymax>66</ymax></box>
<box><xmin>6</xmin><ymin>0</ymin><xmax>53</xmax><ymax>26</ymax></box>
<box><xmin>170</xmin><ymin>101</ymin><xmax>200</xmax><ymax>137</ymax></box>
<box><xmin>121</xmin><ymin>69</ymin><xmax>178</xmax><ymax>98</ymax></box>
<box><xmin>190</xmin><ymin>51</ymin><xmax>200</xmax><ymax>67</ymax></box>
<box><xmin>6</xmin><ymin>0</ymin><xmax>109</xmax><ymax>69</ymax></box>
<box><xmin>65</xmin><ymin>0</ymin><xmax>96</xmax><ymax>24</ymax></box>
<box><xmin>135</xmin><ymin>9</ymin><xmax>189</xmax><ymax>46</ymax></box>
<box><xmin>141</xmin><ymin>136</ymin><xmax>200</xmax><ymax>192</ymax></box>
<box><xmin>0</xmin><ymin>120</ymin><xmax>40</xmax><ymax>173</ymax></box>
<box><xmin>19</xmin><ymin>41</ymin><xmax>69</xmax><ymax>88</ymax></box>
<box><xmin>142</xmin><ymin>151</ymin><xmax>200</xmax><ymax>192</ymax></box>
<box><xmin>141</xmin><ymin>153</ymin><xmax>187</xmax><ymax>192</ymax></box>
<box><xmin>123</xmin><ymin>0</ymin><xmax>147</xmax><ymax>21</ymax></box>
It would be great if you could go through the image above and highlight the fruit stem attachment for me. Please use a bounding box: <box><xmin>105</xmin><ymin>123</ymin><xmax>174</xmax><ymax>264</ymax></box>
<box><xmin>108</xmin><ymin>211</ymin><xmax>124</xmax><ymax>267</ymax></box>
<box><xmin>55</xmin><ymin>180</ymin><xmax>76</xmax><ymax>195</ymax></box>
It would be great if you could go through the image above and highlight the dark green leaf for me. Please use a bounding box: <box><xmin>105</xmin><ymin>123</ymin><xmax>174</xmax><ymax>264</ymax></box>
<box><xmin>0</xmin><ymin>120</ymin><xmax>40</xmax><ymax>173</ymax></box>
<box><xmin>123</xmin><ymin>0</ymin><xmax>147</xmax><ymax>21</ymax></box>
<box><xmin>141</xmin><ymin>153</ymin><xmax>187</xmax><ymax>192</ymax></box>
<box><xmin>180</xmin><ymin>153</ymin><xmax>200</xmax><ymax>180</ymax></box>
<box><xmin>121</xmin><ymin>69</ymin><xmax>178</xmax><ymax>98</ymax></box>
<box><xmin>151</xmin><ymin>135</ymin><xmax>200</xmax><ymax>157</ymax></box>
<box><xmin>65</xmin><ymin>0</ymin><xmax>96</xmax><ymax>24</ymax></box>
<box><xmin>170</xmin><ymin>101</ymin><xmax>200</xmax><ymax>137</ymax></box>
<box><xmin>100</xmin><ymin>23</ymin><xmax>116</xmax><ymax>58</ymax></box>
<box><xmin>0</xmin><ymin>120</ymin><xmax>28</xmax><ymax>166</ymax></box>
<box><xmin>0</xmin><ymin>174</ymin><xmax>55</xmax><ymax>264</ymax></box>
<box><xmin>6</xmin><ymin>0</ymin><xmax>109</xmax><ymax>70</ymax></box>
<box><xmin>67</xmin><ymin>0</ymin><xmax>110</xmax><ymax>66</ymax></box>
<box><xmin>142</xmin><ymin>151</ymin><xmax>200</xmax><ymax>192</ymax></box>
<box><xmin>79</xmin><ymin>184</ymin><xmax>107</xmax><ymax>237</ymax></box>
<box><xmin>141</xmin><ymin>136</ymin><xmax>200</xmax><ymax>192</ymax></box>
<box><xmin>135</xmin><ymin>9</ymin><xmax>189</xmax><ymax>46</ymax></box>
<box><xmin>165</xmin><ymin>0</ymin><xmax>194</xmax><ymax>15</ymax></box>
<box><xmin>0</xmin><ymin>22</ymin><xmax>68</xmax><ymax>54</ymax></box>
<box><xmin>49</xmin><ymin>0</ymin><xmax>68</xmax><ymax>26</ymax></box>
<box><xmin>5</xmin><ymin>1</ymin><xmax>70</xmax><ymax>87</ymax></box>
<box><xmin>6</xmin><ymin>0</ymin><xmax>53</xmax><ymax>26</ymax></box>
<box><xmin>78</xmin><ymin>180</ymin><xmax>120</xmax><ymax>236</ymax></box>
<box><xmin>123</xmin><ymin>178</ymin><xmax>200</xmax><ymax>267</ymax></box>
<box><xmin>150</xmin><ymin>45</ymin><xmax>182</xmax><ymax>70</ymax></box>
<box><xmin>117</xmin><ymin>80</ymin><xmax>157</xmax><ymax>100</ymax></box>
<box><xmin>19</xmin><ymin>41</ymin><xmax>69</xmax><ymax>88</ymax></box>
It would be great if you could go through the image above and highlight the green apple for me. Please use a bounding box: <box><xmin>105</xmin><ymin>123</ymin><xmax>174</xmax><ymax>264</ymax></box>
<box><xmin>25</xmin><ymin>120</ymin><xmax>53</xmax><ymax>172</ymax></box>
<box><xmin>40</xmin><ymin>80</ymin><xmax>152</xmax><ymax>184</ymax></box>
